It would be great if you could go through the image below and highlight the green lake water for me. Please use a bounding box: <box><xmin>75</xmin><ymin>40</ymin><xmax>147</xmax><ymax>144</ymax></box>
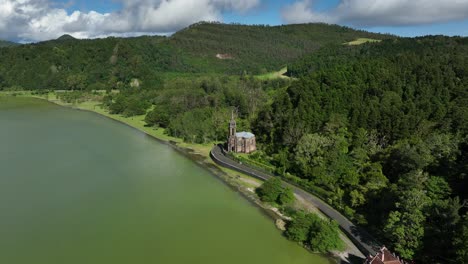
<box><xmin>0</xmin><ymin>97</ymin><xmax>332</xmax><ymax>264</ymax></box>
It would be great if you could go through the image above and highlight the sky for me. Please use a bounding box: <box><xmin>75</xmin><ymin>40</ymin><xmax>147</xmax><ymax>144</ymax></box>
<box><xmin>1</xmin><ymin>0</ymin><xmax>468</xmax><ymax>42</ymax></box>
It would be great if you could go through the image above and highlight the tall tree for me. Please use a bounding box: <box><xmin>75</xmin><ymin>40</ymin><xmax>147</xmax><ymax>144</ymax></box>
<box><xmin>453</xmin><ymin>213</ymin><xmax>468</xmax><ymax>263</ymax></box>
<box><xmin>384</xmin><ymin>188</ymin><xmax>429</xmax><ymax>259</ymax></box>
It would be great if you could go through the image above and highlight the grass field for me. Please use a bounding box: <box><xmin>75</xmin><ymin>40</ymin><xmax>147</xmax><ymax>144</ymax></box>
<box><xmin>255</xmin><ymin>67</ymin><xmax>290</xmax><ymax>80</ymax></box>
<box><xmin>346</xmin><ymin>38</ymin><xmax>382</xmax><ymax>45</ymax></box>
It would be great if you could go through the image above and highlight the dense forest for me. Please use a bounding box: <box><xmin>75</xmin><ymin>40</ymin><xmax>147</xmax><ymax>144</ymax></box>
<box><xmin>1</xmin><ymin>23</ymin><xmax>467</xmax><ymax>263</ymax></box>
<box><xmin>0</xmin><ymin>22</ymin><xmax>388</xmax><ymax>90</ymax></box>
<box><xmin>169</xmin><ymin>22</ymin><xmax>388</xmax><ymax>74</ymax></box>
<box><xmin>102</xmin><ymin>75</ymin><xmax>289</xmax><ymax>143</ymax></box>
<box><xmin>254</xmin><ymin>36</ymin><xmax>468</xmax><ymax>262</ymax></box>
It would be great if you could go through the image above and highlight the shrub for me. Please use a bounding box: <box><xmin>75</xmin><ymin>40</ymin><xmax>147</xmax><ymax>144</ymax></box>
<box><xmin>256</xmin><ymin>177</ymin><xmax>295</xmax><ymax>205</ymax></box>
<box><xmin>285</xmin><ymin>211</ymin><xmax>344</xmax><ymax>253</ymax></box>
<box><xmin>256</xmin><ymin>177</ymin><xmax>283</xmax><ymax>203</ymax></box>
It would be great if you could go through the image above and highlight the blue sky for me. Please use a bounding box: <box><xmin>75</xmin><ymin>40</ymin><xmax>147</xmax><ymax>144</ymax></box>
<box><xmin>2</xmin><ymin>0</ymin><xmax>468</xmax><ymax>42</ymax></box>
<box><xmin>224</xmin><ymin>0</ymin><xmax>468</xmax><ymax>37</ymax></box>
<box><xmin>67</xmin><ymin>0</ymin><xmax>123</xmax><ymax>13</ymax></box>
<box><xmin>223</xmin><ymin>0</ymin><xmax>337</xmax><ymax>25</ymax></box>
<box><xmin>64</xmin><ymin>0</ymin><xmax>468</xmax><ymax>37</ymax></box>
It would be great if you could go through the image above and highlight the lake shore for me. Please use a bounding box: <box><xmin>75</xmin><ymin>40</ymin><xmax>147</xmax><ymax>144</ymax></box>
<box><xmin>1</xmin><ymin>91</ymin><xmax>359</xmax><ymax>263</ymax></box>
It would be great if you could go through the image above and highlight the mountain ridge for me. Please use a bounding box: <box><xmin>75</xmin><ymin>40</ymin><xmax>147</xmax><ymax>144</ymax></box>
<box><xmin>0</xmin><ymin>40</ymin><xmax>18</xmax><ymax>48</ymax></box>
<box><xmin>56</xmin><ymin>34</ymin><xmax>77</xmax><ymax>41</ymax></box>
<box><xmin>0</xmin><ymin>22</ymin><xmax>392</xmax><ymax>90</ymax></box>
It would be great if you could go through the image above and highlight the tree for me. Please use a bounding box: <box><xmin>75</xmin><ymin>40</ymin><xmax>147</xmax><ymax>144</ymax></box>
<box><xmin>273</xmin><ymin>148</ymin><xmax>289</xmax><ymax>175</ymax></box>
<box><xmin>285</xmin><ymin>212</ymin><xmax>315</xmax><ymax>242</ymax></box>
<box><xmin>256</xmin><ymin>177</ymin><xmax>284</xmax><ymax>203</ymax></box>
<box><xmin>309</xmin><ymin>219</ymin><xmax>344</xmax><ymax>253</ymax></box>
<box><xmin>0</xmin><ymin>74</ymin><xmax>7</xmax><ymax>89</ymax></box>
<box><xmin>123</xmin><ymin>95</ymin><xmax>150</xmax><ymax>117</ymax></box>
<box><xmin>425</xmin><ymin>176</ymin><xmax>451</xmax><ymax>201</ymax></box>
<box><xmin>349</xmin><ymin>189</ymin><xmax>365</xmax><ymax>207</ymax></box>
<box><xmin>294</xmin><ymin>133</ymin><xmax>330</xmax><ymax>181</ymax></box>
<box><xmin>384</xmin><ymin>189</ymin><xmax>429</xmax><ymax>259</ymax></box>
<box><xmin>278</xmin><ymin>187</ymin><xmax>295</xmax><ymax>205</ymax></box>
<box><xmin>145</xmin><ymin>106</ymin><xmax>170</xmax><ymax>128</ymax></box>
<box><xmin>167</xmin><ymin>108</ymin><xmax>216</xmax><ymax>143</ymax></box>
<box><xmin>87</xmin><ymin>82</ymin><xmax>106</xmax><ymax>91</ymax></box>
<box><xmin>384</xmin><ymin>140</ymin><xmax>433</xmax><ymax>182</ymax></box>
<box><xmin>285</xmin><ymin>211</ymin><xmax>344</xmax><ymax>252</ymax></box>
<box><xmin>453</xmin><ymin>213</ymin><xmax>468</xmax><ymax>263</ymax></box>
<box><xmin>424</xmin><ymin>197</ymin><xmax>462</xmax><ymax>261</ymax></box>
<box><xmin>109</xmin><ymin>95</ymin><xmax>127</xmax><ymax>114</ymax></box>
<box><xmin>66</xmin><ymin>74</ymin><xmax>86</xmax><ymax>91</ymax></box>
<box><xmin>362</xmin><ymin>162</ymin><xmax>388</xmax><ymax>191</ymax></box>
<box><xmin>256</xmin><ymin>177</ymin><xmax>295</xmax><ymax>205</ymax></box>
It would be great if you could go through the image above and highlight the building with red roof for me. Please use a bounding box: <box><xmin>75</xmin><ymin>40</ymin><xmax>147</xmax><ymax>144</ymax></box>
<box><xmin>365</xmin><ymin>247</ymin><xmax>408</xmax><ymax>264</ymax></box>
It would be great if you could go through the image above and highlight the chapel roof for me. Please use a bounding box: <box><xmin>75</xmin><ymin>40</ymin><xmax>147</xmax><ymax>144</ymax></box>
<box><xmin>236</xmin><ymin>131</ymin><xmax>255</xmax><ymax>139</ymax></box>
<box><xmin>366</xmin><ymin>247</ymin><xmax>404</xmax><ymax>264</ymax></box>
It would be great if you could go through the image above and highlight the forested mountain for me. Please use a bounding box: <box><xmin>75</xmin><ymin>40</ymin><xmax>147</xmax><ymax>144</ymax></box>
<box><xmin>0</xmin><ymin>40</ymin><xmax>17</xmax><ymax>48</ymax></box>
<box><xmin>56</xmin><ymin>34</ymin><xmax>77</xmax><ymax>41</ymax></box>
<box><xmin>169</xmin><ymin>22</ymin><xmax>388</xmax><ymax>73</ymax></box>
<box><xmin>253</xmin><ymin>36</ymin><xmax>468</xmax><ymax>262</ymax></box>
<box><xmin>0</xmin><ymin>35</ymin><xmax>172</xmax><ymax>90</ymax></box>
<box><xmin>0</xmin><ymin>22</ymin><xmax>389</xmax><ymax>90</ymax></box>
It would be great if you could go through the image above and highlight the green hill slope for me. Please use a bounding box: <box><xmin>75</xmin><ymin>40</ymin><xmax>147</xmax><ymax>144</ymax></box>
<box><xmin>56</xmin><ymin>34</ymin><xmax>77</xmax><ymax>41</ymax></box>
<box><xmin>170</xmin><ymin>22</ymin><xmax>390</xmax><ymax>73</ymax></box>
<box><xmin>253</xmin><ymin>35</ymin><xmax>468</xmax><ymax>262</ymax></box>
<box><xmin>0</xmin><ymin>22</ymin><xmax>391</xmax><ymax>90</ymax></box>
<box><xmin>0</xmin><ymin>35</ymin><xmax>173</xmax><ymax>90</ymax></box>
<box><xmin>0</xmin><ymin>40</ymin><xmax>18</xmax><ymax>48</ymax></box>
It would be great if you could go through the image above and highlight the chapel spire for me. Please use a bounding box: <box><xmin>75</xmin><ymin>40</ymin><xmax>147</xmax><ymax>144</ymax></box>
<box><xmin>229</xmin><ymin>110</ymin><xmax>236</xmax><ymax>136</ymax></box>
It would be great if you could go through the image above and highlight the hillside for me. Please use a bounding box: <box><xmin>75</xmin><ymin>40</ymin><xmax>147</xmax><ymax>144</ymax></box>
<box><xmin>0</xmin><ymin>22</ymin><xmax>391</xmax><ymax>90</ymax></box>
<box><xmin>0</xmin><ymin>35</ymin><xmax>174</xmax><ymax>90</ymax></box>
<box><xmin>169</xmin><ymin>22</ymin><xmax>391</xmax><ymax>73</ymax></box>
<box><xmin>253</xmin><ymin>35</ymin><xmax>468</xmax><ymax>262</ymax></box>
<box><xmin>0</xmin><ymin>40</ymin><xmax>18</xmax><ymax>48</ymax></box>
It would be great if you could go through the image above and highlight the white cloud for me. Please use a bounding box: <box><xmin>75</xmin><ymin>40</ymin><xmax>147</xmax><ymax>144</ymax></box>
<box><xmin>0</xmin><ymin>0</ymin><xmax>261</xmax><ymax>42</ymax></box>
<box><xmin>281</xmin><ymin>0</ymin><xmax>468</xmax><ymax>27</ymax></box>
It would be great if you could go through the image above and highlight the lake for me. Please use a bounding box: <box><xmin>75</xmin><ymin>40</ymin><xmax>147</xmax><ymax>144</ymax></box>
<box><xmin>0</xmin><ymin>97</ymin><xmax>331</xmax><ymax>264</ymax></box>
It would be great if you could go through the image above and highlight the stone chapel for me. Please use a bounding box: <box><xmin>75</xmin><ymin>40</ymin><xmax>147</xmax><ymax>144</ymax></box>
<box><xmin>227</xmin><ymin>112</ymin><xmax>256</xmax><ymax>154</ymax></box>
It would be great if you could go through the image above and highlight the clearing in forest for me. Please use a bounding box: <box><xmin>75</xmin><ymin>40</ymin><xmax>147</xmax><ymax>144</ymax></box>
<box><xmin>255</xmin><ymin>67</ymin><xmax>290</xmax><ymax>80</ymax></box>
<box><xmin>346</xmin><ymin>38</ymin><xmax>382</xmax><ymax>45</ymax></box>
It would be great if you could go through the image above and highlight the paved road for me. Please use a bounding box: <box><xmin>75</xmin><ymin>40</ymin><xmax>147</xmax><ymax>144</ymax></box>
<box><xmin>210</xmin><ymin>145</ymin><xmax>380</xmax><ymax>256</ymax></box>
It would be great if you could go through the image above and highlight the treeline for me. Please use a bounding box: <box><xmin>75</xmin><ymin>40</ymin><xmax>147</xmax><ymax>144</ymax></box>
<box><xmin>102</xmin><ymin>76</ymin><xmax>289</xmax><ymax>143</ymax></box>
<box><xmin>0</xmin><ymin>35</ymin><xmax>179</xmax><ymax>90</ymax></box>
<box><xmin>0</xmin><ymin>22</ymin><xmax>389</xmax><ymax>91</ymax></box>
<box><xmin>253</xmin><ymin>36</ymin><xmax>468</xmax><ymax>262</ymax></box>
<box><xmin>0</xmin><ymin>40</ymin><xmax>17</xmax><ymax>48</ymax></box>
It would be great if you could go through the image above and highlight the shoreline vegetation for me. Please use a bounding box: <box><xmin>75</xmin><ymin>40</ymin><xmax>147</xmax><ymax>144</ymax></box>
<box><xmin>0</xmin><ymin>91</ymin><xmax>359</xmax><ymax>263</ymax></box>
